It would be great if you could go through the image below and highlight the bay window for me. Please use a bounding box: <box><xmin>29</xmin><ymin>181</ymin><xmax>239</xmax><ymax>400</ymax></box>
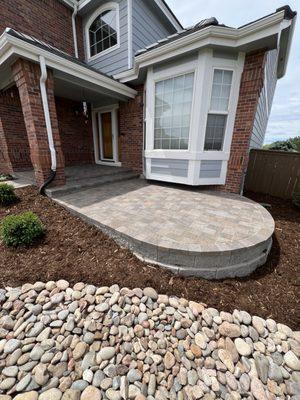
<box><xmin>154</xmin><ymin>73</ymin><xmax>194</xmax><ymax>150</ymax></box>
<box><xmin>145</xmin><ymin>50</ymin><xmax>244</xmax><ymax>186</ymax></box>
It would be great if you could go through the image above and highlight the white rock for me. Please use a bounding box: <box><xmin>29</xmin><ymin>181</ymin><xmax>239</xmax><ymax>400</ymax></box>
<box><xmin>235</xmin><ymin>338</ymin><xmax>252</xmax><ymax>356</ymax></box>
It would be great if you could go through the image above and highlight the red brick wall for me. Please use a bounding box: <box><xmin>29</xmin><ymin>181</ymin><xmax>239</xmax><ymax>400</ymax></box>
<box><xmin>0</xmin><ymin>113</ymin><xmax>13</xmax><ymax>175</ymax></box>
<box><xmin>12</xmin><ymin>59</ymin><xmax>66</xmax><ymax>186</ymax></box>
<box><xmin>0</xmin><ymin>0</ymin><xmax>84</xmax><ymax>59</ymax></box>
<box><xmin>0</xmin><ymin>86</ymin><xmax>32</xmax><ymax>172</ymax></box>
<box><xmin>222</xmin><ymin>50</ymin><xmax>266</xmax><ymax>194</ymax></box>
<box><xmin>56</xmin><ymin>97</ymin><xmax>95</xmax><ymax>166</ymax></box>
<box><xmin>119</xmin><ymin>85</ymin><xmax>144</xmax><ymax>173</ymax></box>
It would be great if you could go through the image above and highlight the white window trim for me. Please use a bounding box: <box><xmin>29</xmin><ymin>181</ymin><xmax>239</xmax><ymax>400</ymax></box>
<box><xmin>85</xmin><ymin>2</ymin><xmax>120</xmax><ymax>62</ymax></box>
<box><xmin>144</xmin><ymin>49</ymin><xmax>245</xmax><ymax>185</ymax></box>
<box><xmin>92</xmin><ymin>104</ymin><xmax>121</xmax><ymax>166</ymax></box>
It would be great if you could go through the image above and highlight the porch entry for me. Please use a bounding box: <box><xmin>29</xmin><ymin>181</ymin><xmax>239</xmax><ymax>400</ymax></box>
<box><xmin>93</xmin><ymin>105</ymin><xmax>120</xmax><ymax>165</ymax></box>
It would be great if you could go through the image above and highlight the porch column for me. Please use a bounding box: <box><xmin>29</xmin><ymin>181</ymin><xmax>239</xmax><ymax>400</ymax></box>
<box><xmin>11</xmin><ymin>58</ymin><xmax>65</xmax><ymax>187</ymax></box>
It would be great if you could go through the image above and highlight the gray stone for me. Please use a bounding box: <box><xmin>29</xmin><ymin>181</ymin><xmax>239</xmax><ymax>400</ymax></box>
<box><xmin>39</xmin><ymin>388</ymin><xmax>62</xmax><ymax>400</ymax></box>
<box><xmin>0</xmin><ymin>377</ymin><xmax>16</xmax><ymax>390</ymax></box>
<box><xmin>234</xmin><ymin>338</ymin><xmax>252</xmax><ymax>356</ymax></box>
<box><xmin>16</xmin><ymin>374</ymin><xmax>32</xmax><ymax>392</ymax></box>
<box><xmin>254</xmin><ymin>354</ymin><xmax>269</xmax><ymax>384</ymax></box>
<box><xmin>285</xmin><ymin>351</ymin><xmax>300</xmax><ymax>371</ymax></box>
<box><xmin>4</xmin><ymin>339</ymin><xmax>21</xmax><ymax>354</ymax></box>
<box><xmin>99</xmin><ymin>347</ymin><xmax>116</xmax><ymax>361</ymax></box>
<box><xmin>143</xmin><ymin>288</ymin><xmax>158</xmax><ymax>300</ymax></box>
<box><xmin>71</xmin><ymin>380</ymin><xmax>89</xmax><ymax>391</ymax></box>
<box><xmin>127</xmin><ymin>369</ymin><xmax>142</xmax><ymax>383</ymax></box>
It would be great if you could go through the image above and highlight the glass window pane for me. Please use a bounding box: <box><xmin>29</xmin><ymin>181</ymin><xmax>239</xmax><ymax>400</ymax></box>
<box><xmin>174</xmin><ymin>76</ymin><xmax>184</xmax><ymax>89</ymax></box>
<box><xmin>210</xmin><ymin>69</ymin><xmax>233</xmax><ymax>111</ymax></box>
<box><xmin>204</xmin><ymin>114</ymin><xmax>227</xmax><ymax>151</ymax></box>
<box><xmin>154</xmin><ymin>139</ymin><xmax>162</xmax><ymax>149</ymax></box>
<box><xmin>89</xmin><ymin>9</ymin><xmax>118</xmax><ymax>56</ymax></box>
<box><xmin>154</xmin><ymin>73</ymin><xmax>194</xmax><ymax>150</ymax></box>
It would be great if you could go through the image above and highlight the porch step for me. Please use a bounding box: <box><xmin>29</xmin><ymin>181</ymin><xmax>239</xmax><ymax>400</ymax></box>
<box><xmin>46</xmin><ymin>170</ymin><xmax>140</xmax><ymax>197</ymax></box>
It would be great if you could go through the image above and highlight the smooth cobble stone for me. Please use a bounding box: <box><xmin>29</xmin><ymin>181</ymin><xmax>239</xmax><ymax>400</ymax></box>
<box><xmin>0</xmin><ymin>282</ymin><xmax>298</xmax><ymax>400</ymax></box>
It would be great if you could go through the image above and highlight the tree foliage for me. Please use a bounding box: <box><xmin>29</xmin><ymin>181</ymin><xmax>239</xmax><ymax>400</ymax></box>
<box><xmin>264</xmin><ymin>136</ymin><xmax>300</xmax><ymax>152</ymax></box>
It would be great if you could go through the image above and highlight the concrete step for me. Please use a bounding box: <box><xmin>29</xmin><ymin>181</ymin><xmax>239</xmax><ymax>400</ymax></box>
<box><xmin>46</xmin><ymin>171</ymin><xmax>140</xmax><ymax>197</ymax></box>
<box><xmin>64</xmin><ymin>166</ymin><xmax>133</xmax><ymax>181</ymax></box>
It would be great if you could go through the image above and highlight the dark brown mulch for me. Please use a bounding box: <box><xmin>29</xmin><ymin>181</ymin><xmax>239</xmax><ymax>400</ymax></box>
<box><xmin>0</xmin><ymin>187</ymin><xmax>299</xmax><ymax>329</ymax></box>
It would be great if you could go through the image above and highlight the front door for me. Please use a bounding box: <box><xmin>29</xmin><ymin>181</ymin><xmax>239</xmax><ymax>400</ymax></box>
<box><xmin>99</xmin><ymin>111</ymin><xmax>113</xmax><ymax>161</ymax></box>
<box><xmin>95</xmin><ymin>106</ymin><xmax>119</xmax><ymax>164</ymax></box>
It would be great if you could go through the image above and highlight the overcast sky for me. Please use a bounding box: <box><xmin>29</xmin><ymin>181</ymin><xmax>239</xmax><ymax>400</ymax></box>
<box><xmin>166</xmin><ymin>0</ymin><xmax>299</xmax><ymax>144</ymax></box>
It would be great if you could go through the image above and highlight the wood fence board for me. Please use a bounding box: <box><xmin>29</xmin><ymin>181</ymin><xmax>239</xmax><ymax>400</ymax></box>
<box><xmin>245</xmin><ymin>149</ymin><xmax>300</xmax><ymax>199</ymax></box>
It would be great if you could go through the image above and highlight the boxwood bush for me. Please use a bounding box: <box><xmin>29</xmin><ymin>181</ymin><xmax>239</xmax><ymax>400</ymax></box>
<box><xmin>292</xmin><ymin>185</ymin><xmax>300</xmax><ymax>209</ymax></box>
<box><xmin>0</xmin><ymin>183</ymin><xmax>18</xmax><ymax>206</ymax></box>
<box><xmin>1</xmin><ymin>211</ymin><xmax>45</xmax><ymax>247</ymax></box>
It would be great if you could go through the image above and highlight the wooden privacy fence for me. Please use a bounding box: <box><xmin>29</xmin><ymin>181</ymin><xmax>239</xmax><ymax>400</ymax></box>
<box><xmin>245</xmin><ymin>149</ymin><xmax>300</xmax><ymax>199</ymax></box>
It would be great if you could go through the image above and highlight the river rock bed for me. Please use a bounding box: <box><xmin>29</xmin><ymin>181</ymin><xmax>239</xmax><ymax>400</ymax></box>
<box><xmin>0</xmin><ymin>281</ymin><xmax>299</xmax><ymax>400</ymax></box>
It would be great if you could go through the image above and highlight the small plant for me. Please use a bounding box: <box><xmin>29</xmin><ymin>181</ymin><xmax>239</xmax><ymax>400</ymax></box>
<box><xmin>1</xmin><ymin>211</ymin><xmax>45</xmax><ymax>247</ymax></box>
<box><xmin>0</xmin><ymin>183</ymin><xmax>18</xmax><ymax>206</ymax></box>
<box><xmin>292</xmin><ymin>185</ymin><xmax>300</xmax><ymax>209</ymax></box>
<box><xmin>0</xmin><ymin>173</ymin><xmax>13</xmax><ymax>182</ymax></box>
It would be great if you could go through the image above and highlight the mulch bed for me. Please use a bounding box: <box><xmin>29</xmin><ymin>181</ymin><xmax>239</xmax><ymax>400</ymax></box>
<box><xmin>0</xmin><ymin>187</ymin><xmax>299</xmax><ymax>330</ymax></box>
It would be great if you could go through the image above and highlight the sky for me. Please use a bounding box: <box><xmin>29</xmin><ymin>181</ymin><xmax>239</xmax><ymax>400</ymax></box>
<box><xmin>166</xmin><ymin>0</ymin><xmax>299</xmax><ymax>144</ymax></box>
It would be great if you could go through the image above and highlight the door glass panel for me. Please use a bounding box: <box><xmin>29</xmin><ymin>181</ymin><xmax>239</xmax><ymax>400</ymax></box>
<box><xmin>101</xmin><ymin>112</ymin><xmax>113</xmax><ymax>160</ymax></box>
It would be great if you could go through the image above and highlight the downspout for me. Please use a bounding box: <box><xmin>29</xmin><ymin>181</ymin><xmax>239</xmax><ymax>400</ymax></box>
<box><xmin>72</xmin><ymin>3</ymin><xmax>79</xmax><ymax>58</ymax></box>
<box><xmin>38</xmin><ymin>55</ymin><xmax>57</xmax><ymax>195</ymax></box>
<box><xmin>72</xmin><ymin>4</ymin><xmax>88</xmax><ymax>123</ymax></box>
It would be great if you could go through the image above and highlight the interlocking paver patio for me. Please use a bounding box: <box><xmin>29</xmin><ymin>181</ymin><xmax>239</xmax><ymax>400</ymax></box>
<box><xmin>52</xmin><ymin>179</ymin><xmax>275</xmax><ymax>278</ymax></box>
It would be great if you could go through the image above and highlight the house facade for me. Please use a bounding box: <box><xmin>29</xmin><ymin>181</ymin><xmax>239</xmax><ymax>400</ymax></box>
<box><xmin>0</xmin><ymin>0</ymin><xmax>296</xmax><ymax>193</ymax></box>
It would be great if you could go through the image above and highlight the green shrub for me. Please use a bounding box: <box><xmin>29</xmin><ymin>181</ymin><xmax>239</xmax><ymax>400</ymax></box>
<box><xmin>292</xmin><ymin>185</ymin><xmax>300</xmax><ymax>208</ymax></box>
<box><xmin>0</xmin><ymin>183</ymin><xmax>18</xmax><ymax>206</ymax></box>
<box><xmin>1</xmin><ymin>211</ymin><xmax>45</xmax><ymax>247</ymax></box>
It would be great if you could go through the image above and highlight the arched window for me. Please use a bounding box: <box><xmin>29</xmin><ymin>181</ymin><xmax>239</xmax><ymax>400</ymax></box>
<box><xmin>86</xmin><ymin>3</ymin><xmax>119</xmax><ymax>59</ymax></box>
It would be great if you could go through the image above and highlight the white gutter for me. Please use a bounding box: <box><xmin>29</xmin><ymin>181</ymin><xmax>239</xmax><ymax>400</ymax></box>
<box><xmin>72</xmin><ymin>3</ymin><xmax>79</xmax><ymax>58</ymax></box>
<box><xmin>39</xmin><ymin>56</ymin><xmax>57</xmax><ymax>172</ymax></box>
